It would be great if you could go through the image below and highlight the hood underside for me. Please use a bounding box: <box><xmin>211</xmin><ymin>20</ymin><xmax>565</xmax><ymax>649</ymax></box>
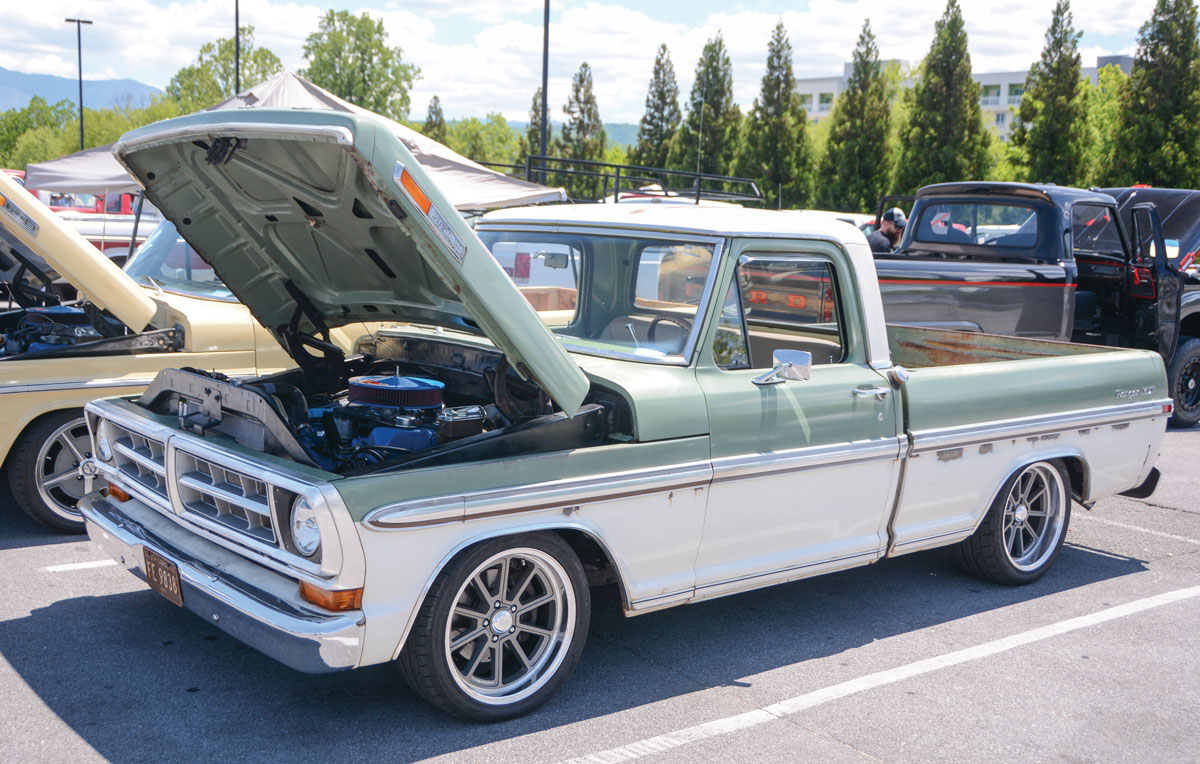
<box><xmin>113</xmin><ymin>108</ymin><xmax>590</xmax><ymax>414</ymax></box>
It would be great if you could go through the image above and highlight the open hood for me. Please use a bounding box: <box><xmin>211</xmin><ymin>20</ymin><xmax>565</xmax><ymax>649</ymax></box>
<box><xmin>0</xmin><ymin>171</ymin><xmax>157</xmax><ymax>331</ymax></box>
<box><xmin>113</xmin><ymin>109</ymin><xmax>590</xmax><ymax>414</ymax></box>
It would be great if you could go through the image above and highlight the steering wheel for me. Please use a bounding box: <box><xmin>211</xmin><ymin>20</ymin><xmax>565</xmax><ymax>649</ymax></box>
<box><xmin>647</xmin><ymin>314</ymin><xmax>693</xmax><ymax>344</ymax></box>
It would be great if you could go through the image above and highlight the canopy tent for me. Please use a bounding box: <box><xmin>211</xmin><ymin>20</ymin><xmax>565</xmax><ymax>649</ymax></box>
<box><xmin>24</xmin><ymin>72</ymin><xmax>565</xmax><ymax>210</ymax></box>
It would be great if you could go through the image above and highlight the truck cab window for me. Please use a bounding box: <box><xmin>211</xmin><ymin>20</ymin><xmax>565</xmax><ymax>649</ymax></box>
<box><xmin>914</xmin><ymin>202</ymin><xmax>1038</xmax><ymax>249</ymax></box>
<box><xmin>715</xmin><ymin>258</ymin><xmax>844</xmax><ymax>369</ymax></box>
<box><xmin>1071</xmin><ymin>204</ymin><xmax>1123</xmax><ymax>257</ymax></box>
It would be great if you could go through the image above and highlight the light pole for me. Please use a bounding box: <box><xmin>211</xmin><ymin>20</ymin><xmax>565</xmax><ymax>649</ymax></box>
<box><xmin>64</xmin><ymin>18</ymin><xmax>92</xmax><ymax>152</ymax></box>
<box><xmin>234</xmin><ymin>0</ymin><xmax>240</xmax><ymax>93</ymax></box>
<box><xmin>539</xmin><ymin>0</ymin><xmax>549</xmax><ymax>180</ymax></box>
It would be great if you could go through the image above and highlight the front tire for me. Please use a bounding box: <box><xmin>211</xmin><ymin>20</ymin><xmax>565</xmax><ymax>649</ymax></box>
<box><xmin>952</xmin><ymin>460</ymin><xmax>1071</xmax><ymax>585</ymax></box>
<box><xmin>1167</xmin><ymin>338</ymin><xmax>1200</xmax><ymax>428</ymax></box>
<box><xmin>398</xmin><ymin>533</ymin><xmax>590</xmax><ymax>721</ymax></box>
<box><xmin>7</xmin><ymin>410</ymin><xmax>93</xmax><ymax>533</ymax></box>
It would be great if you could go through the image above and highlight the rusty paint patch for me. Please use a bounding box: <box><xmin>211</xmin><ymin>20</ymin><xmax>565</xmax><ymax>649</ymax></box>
<box><xmin>562</xmin><ymin>505</ymin><xmax>580</xmax><ymax>517</ymax></box>
<box><xmin>979</xmin><ymin>443</ymin><xmax>993</xmax><ymax>454</ymax></box>
<box><xmin>1039</xmin><ymin>433</ymin><xmax>1060</xmax><ymax>441</ymax></box>
<box><xmin>1112</xmin><ymin>423</ymin><xmax>1130</xmax><ymax>431</ymax></box>
<box><xmin>1078</xmin><ymin>428</ymin><xmax>1091</xmax><ymax>436</ymax></box>
<box><xmin>937</xmin><ymin>448</ymin><xmax>963</xmax><ymax>462</ymax></box>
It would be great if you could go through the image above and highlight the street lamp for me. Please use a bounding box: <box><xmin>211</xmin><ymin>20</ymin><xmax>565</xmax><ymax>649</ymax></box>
<box><xmin>234</xmin><ymin>0</ymin><xmax>240</xmax><ymax>94</ymax></box>
<box><xmin>64</xmin><ymin>18</ymin><xmax>92</xmax><ymax>152</ymax></box>
<box><xmin>539</xmin><ymin>0</ymin><xmax>549</xmax><ymax>182</ymax></box>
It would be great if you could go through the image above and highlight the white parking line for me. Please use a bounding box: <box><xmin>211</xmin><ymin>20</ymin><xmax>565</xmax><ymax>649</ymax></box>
<box><xmin>1073</xmin><ymin>514</ymin><xmax>1200</xmax><ymax>546</ymax></box>
<box><xmin>563</xmin><ymin>585</ymin><xmax>1200</xmax><ymax>764</ymax></box>
<box><xmin>42</xmin><ymin>559</ymin><xmax>118</xmax><ymax>573</ymax></box>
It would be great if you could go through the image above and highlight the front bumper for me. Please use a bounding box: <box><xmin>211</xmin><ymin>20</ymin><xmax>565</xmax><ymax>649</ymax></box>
<box><xmin>81</xmin><ymin>493</ymin><xmax>364</xmax><ymax>673</ymax></box>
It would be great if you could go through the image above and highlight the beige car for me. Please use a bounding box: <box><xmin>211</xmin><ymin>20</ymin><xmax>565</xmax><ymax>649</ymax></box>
<box><xmin>0</xmin><ymin>172</ymin><xmax>366</xmax><ymax>532</ymax></box>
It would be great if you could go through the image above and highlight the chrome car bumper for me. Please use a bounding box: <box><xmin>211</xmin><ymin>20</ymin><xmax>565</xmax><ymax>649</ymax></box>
<box><xmin>81</xmin><ymin>493</ymin><xmax>364</xmax><ymax>673</ymax></box>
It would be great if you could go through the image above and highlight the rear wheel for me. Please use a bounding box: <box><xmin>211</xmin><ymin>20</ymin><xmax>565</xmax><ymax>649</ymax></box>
<box><xmin>1167</xmin><ymin>338</ymin><xmax>1200</xmax><ymax>428</ymax></box>
<box><xmin>952</xmin><ymin>460</ymin><xmax>1071</xmax><ymax>585</ymax></box>
<box><xmin>398</xmin><ymin>533</ymin><xmax>590</xmax><ymax>721</ymax></box>
<box><xmin>7</xmin><ymin>410</ymin><xmax>93</xmax><ymax>533</ymax></box>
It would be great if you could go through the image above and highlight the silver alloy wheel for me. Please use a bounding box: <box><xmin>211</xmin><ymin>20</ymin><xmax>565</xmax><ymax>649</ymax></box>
<box><xmin>1001</xmin><ymin>462</ymin><xmax>1066</xmax><ymax>572</ymax></box>
<box><xmin>34</xmin><ymin>417</ymin><xmax>93</xmax><ymax>523</ymax></box>
<box><xmin>444</xmin><ymin>547</ymin><xmax>577</xmax><ymax>706</ymax></box>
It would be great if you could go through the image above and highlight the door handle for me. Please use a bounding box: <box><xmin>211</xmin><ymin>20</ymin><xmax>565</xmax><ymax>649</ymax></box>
<box><xmin>852</xmin><ymin>386</ymin><xmax>890</xmax><ymax>400</ymax></box>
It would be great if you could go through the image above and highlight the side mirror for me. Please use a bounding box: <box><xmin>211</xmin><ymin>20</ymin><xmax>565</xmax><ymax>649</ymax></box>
<box><xmin>752</xmin><ymin>349</ymin><xmax>812</xmax><ymax>386</ymax></box>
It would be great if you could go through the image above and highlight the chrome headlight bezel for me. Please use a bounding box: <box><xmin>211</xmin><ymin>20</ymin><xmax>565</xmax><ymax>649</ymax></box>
<box><xmin>95</xmin><ymin>420</ymin><xmax>113</xmax><ymax>462</ymax></box>
<box><xmin>289</xmin><ymin>495</ymin><xmax>322</xmax><ymax>558</ymax></box>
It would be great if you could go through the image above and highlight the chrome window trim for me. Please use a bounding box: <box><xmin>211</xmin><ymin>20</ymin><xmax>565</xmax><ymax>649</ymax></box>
<box><xmin>910</xmin><ymin>399</ymin><xmax>1170</xmax><ymax>455</ymax></box>
<box><xmin>474</xmin><ymin>225</ymin><xmax>726</xmax><ymax>367</ymax></box>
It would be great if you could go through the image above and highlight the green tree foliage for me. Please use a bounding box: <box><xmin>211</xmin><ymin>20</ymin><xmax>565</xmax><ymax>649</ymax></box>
<box><xmin>1009</xmin><ymin>0</ymin><xmax>1087</xmax><ymax>185</ymax></box>
<box><xmin>1109</xmin><ymin>0</ymin><xmax>1200</xmax><ymax>186</ymax></box>
<box><xmin>301</xmin><ymin>10</ymin><xmax>420</xmax><ymax>120</ymax></box>
<box><xmin>0</xmin><ymin>97</ymin><xmax>73</xmax><ymax>167</ymax></box>
<box><xmin>1</xmin><ymin>97</ymin><xmax>182</xmax><ymax>170</ymax></box>
<box><xmin>817</xmin><ymin>21</ymin><xmax>891</xmax><ymax>212</ymax></box>
<box><xmin>736</xmin><ymin>22</ymin><xmax>813</xmax><ymax>209</ymax></box>
<box><xmin>166</xmin><ymin>27</ymin><xmax>282</xmax><ymax>113</ymax></box>
<box><xmin>557</xmin><ymin>62</ymin><xmax>607</xmax><ymax>199</ymax></box>
<box><xmin>1081</xmin><ymin>64</ymin><xmax>1128</xmax><ymax>184</ymax></box>
<box><xmin>668</xmin><ymin>33</ymin><xmax>741</xmax><ymax>177</ymax></box>
<box><xmin>629</xmin><ymin>44</ymin><xmax>681</xmax><ymax>169</ymax></box>
<box><xmin>894</xmin><ymin>0</ymin><xmax>990</xmax><ymax>193</ymax></box>
<box><xmin>422</xmin><ymin>96</ymin><xmax>447</xmax><ymax>143</ymax></box>
<box><xmin>520</xmin><ymin>87</ymin><xmax>545</xmax><ymax>158</ymax></box>
<box><xmin>447</xmin><ymin>113</ymin><xmax>519</xmax><ymax>165</ymax></box>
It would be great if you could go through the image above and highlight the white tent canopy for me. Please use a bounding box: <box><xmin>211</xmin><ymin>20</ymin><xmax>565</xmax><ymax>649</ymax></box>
<box><xmin>25</xmin><ymin>72</ymin><xmax>565</xmax><ymax>210</ymax></box>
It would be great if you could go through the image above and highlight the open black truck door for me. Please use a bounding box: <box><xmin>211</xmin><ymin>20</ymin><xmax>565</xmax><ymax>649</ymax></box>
<box><xmin>1129</xmin><ymin>203</ymin><xmax>1183</xmax><ymax>361</ymax></box>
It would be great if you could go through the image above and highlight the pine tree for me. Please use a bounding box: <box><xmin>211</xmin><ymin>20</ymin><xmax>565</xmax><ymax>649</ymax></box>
<box><xmin>735</xmin><ymin>22</ymin><xmax>813</xmax><ymax>208</ymax></box>
<box><xmin>1110</xmin><ymin>0</ymin><xmax>1200</xmax><ymax>186</ymax></box>
<box><xmin>894</xmin><ymin>0</ymin><xmax>990</xmax><ymax>194</ymax></box>
<box><xmin>817</xmin><ymin>21</ymin><xmax>891</xmax><ymax>212</ymax></box>
<box><xmin>558</xmin><ymin>62</ymin><xmax>607</xmax><ymax>199</ymax></box>
<box><xmin>668</xmin><ymin>33</ymin><xmax>741</xmax><ymax>179</ymax></box>
<box><xmin>422</xmin><ymin>95</ymin><xmax>447</xmax><ymax>144</ymax></box>
<box><xmin>1009</xmin><ymin>0</ymin><xmax>1086</xmax><ymax>185</ymax></box>
<box><xmin>630</xmin><ymin>45</ymin><xmax>681</xmax><ymax>169</ymax></box>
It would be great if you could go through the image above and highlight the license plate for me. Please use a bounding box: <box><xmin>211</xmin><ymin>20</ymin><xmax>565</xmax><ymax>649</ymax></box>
<box><xmin>143</xmin><ymin>547</ymin><xmax>183</xmax><ymax>607</ymax></box>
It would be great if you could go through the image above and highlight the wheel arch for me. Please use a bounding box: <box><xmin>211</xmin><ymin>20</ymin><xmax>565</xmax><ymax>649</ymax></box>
<box><xmin>0</xmin><ymin>404</ymin><xmax>87</xmax><ymax>471</ymax></box>
<box><xmin>969</xmin><ymin>449</ymin><xmax>1086</xmax><ymax>535</ymax></box>
<box><xmin>390</xmin><ymin>521</ymin><xmax>633</xmax><ymax>661</ymax></box>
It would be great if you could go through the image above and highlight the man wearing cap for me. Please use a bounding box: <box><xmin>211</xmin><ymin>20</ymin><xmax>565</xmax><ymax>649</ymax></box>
<box><xmin>868</xmin><ymin>208</ymin><xmax>907</xmax><ymax>252</ymax></box>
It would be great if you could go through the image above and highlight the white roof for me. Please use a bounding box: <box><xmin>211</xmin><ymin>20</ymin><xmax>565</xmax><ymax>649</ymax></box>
<box><xmin>478</xmin><ymin>203</ymin><xmax>892</xmax><ymax>370</ymax></box>
<box><xmin>25</xmin><ymin>72</ymin><xmax>566</xmax><ymax>211</ymax></box>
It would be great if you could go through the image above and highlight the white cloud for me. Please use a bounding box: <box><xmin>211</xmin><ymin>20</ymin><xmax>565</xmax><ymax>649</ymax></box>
<box><xmin>0</xmin><ymin>0</ymin><xmax>1159</xmax><ymax>124</ymax></box>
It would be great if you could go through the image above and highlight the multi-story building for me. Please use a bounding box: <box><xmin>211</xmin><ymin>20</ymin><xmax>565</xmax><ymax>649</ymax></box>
<box><xmin>796</xmin><ymin>54</ymin><xmax>1134</xmax><ymax>141</ymax></box>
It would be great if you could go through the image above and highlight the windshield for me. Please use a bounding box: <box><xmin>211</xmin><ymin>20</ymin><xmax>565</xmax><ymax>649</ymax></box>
<box><xmin>477</xmin><ymin>230</ymin><xmax>720</xmax><ymax>363</ymax></box>
<box><xmin>123</xmin><ymin>221</ymin><xmax>233</xmax><ymax>301</ymax></box>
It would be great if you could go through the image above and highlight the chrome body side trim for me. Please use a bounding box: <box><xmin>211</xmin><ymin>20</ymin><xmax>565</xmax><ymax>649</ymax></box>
<box><xmin>711</xmin><ymin>437</ymin><xmax>904</xmax><ymax>483</ymax></box>
<box><xmin>0</xmin><ymin>378</ymin><xmax>158</xmax><ymax>396</ymax></box>
<box><xmin>909</xmin><ymin>399</ymin><xmax>1171</xmax><ymax>455</ymax></box>
<box><xmin>82</xmin><ymin>494</ymin><xmax>362</xmax><ymax>673</ymax></box>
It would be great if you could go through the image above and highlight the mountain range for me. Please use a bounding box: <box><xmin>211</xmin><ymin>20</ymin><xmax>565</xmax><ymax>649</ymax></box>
<box><xmin>0</xmin><ymin>66</ymin><xmax>162</xmax><ymax>111</ymax></box>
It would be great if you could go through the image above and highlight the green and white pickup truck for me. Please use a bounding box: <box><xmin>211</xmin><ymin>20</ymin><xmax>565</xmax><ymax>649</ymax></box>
<box><xmin>80</xmin><ymin>109</ymin><xmax>1169</xmax><ymax>721</ymax></box>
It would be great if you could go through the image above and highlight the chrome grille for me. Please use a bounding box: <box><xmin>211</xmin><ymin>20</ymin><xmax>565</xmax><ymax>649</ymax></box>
<box><xmin>107</xmin><ymin>421</ymin><xmax>167</xmax><ymax>502</ymax></box>
<box><xmin>175</xmin><ymin>450</ymin><xmax>276</xmax><ymax>543</ymax></box>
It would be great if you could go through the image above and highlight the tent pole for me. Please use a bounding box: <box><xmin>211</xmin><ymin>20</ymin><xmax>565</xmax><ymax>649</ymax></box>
<box><xmin>127</xmin><ymin>191</ymin><xmax>145</xmax><ymax>262</ymax></box>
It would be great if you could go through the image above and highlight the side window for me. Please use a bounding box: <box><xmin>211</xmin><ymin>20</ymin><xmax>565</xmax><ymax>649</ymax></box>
<box><xmin>1072</xmin><ymin>204</ymin><xmax>1123</xmax><ymax>256</ymax></box>
<box><xmin>714</xmin><ymin>257</ymin><xmax>845</xmax><ymax>369</ymax></box>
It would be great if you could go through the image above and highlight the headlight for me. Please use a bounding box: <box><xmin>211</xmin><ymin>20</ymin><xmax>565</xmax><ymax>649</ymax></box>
<box><xmin>290</xmin><ymin>496</ymin><xmax>321</xmax><ymax>557</ymax></box>
<box><xmin>96</xmin><ymin>421</ymin><xmax>113</xmax><ymax>462</ymax></box>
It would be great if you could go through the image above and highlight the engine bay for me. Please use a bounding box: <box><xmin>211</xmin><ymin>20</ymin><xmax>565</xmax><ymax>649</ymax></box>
<box><xmin>137</xmin><ymin>333</ymin><xmax>629</xmax><ymax>476</ymax></box>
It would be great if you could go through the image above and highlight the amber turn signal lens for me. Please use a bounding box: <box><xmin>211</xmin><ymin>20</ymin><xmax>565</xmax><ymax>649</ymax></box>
<box><xmin>107</xmin><ymin>482</ymin><xmax>131</xmax><ymax>502</ymax></box>
<box><xmin>299</xmin><ymin>580</ymin><xmax>363</xmax><ymax>611</ymax></box>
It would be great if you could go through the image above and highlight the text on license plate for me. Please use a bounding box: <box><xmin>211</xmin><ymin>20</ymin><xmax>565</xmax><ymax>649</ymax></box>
<box><xmin>143</xmin><ymin>547</ymin><xmax>183</xmax><ymax>607</ymax></box>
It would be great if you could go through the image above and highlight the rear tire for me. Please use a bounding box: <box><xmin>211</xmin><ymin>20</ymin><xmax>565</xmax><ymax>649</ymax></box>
<box><xmin>1167</xmin><ymin>338</ymin><xmax>1200</xmax><ymax>428</ymax></box>
<box><xmin>952</xmin><ymin>460</ymin><xmax>1071</xmax><ymax>585</ymax></box>
<box><xmin>7</xmin><ymin>410</ymin><xmax>92</xmax><ymax>533</ymax></box>
<box><xmin>397</xmin><ymin>532</ymin><xmax>590</xmax><ymax>721</ymax></box>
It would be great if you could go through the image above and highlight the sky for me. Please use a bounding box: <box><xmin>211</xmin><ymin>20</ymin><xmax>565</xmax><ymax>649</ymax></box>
<box><xmin>2</xmin><ymin>0</ymin><xmax>1156</xmax><ymax>123</ymax></box>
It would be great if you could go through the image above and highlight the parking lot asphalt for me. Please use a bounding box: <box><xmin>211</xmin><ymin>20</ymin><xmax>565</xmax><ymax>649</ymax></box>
<box><xmin>1</xmin><ymin>429</ymin><xmax>1197</xmax><ymax>764</ymax></box>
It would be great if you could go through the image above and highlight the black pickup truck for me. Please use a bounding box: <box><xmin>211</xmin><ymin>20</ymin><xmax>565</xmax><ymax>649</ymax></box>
<box><xmin>874</xmin><ymin>182</ymin><xmax>1198</xmax><ymax>425</ymax></box>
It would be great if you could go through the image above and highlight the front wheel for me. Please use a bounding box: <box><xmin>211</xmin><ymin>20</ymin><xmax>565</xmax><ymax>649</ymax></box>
<box><xmin>7</xmin><ymin>410</ymin><xmax>93</xmax><ymax>533</ymax></box>
<box><xmin>398</xmin><ymin>533</ymin><xmax>590</xmax><ymax>721</ymax></box>
<box><xmin>1167</xmin><ymin>338</ymin><xmax>1200</xmax><ymax>428</ymax></box>
<box><xmin>951</xmin><ymin>460</ymin><xmax>1071</xmax><ymax>585</ymax></box>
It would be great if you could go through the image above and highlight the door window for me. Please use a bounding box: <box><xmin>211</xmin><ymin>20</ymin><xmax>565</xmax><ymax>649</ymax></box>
<box><xmin>714</xmin><ymin>257</ymin><xmax>844</xmax><ymax>369</ymax></box>
<box><xmin>1071</xmin><ymin>204</ymin><xmax>1124</xmax><ymax>257</ymax></box>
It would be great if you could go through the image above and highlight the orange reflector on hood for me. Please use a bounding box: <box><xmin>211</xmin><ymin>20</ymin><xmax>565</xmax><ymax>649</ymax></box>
<box><xmin>299</xmin><ymin>580</ymin><xmax>363</xmax><ymax>611</ymax></box>
<box><xmin>396</xmin><ymin>164</ymin><xmax>432</xmax><ymax>215</ymax></box>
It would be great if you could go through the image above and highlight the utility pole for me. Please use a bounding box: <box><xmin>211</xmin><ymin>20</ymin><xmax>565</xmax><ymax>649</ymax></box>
<box><xmin>539</xmin><ymin>0</ymin><xmax>550</xmax><ymax>182</ymax></box>
<box><xmin>64</xmin><ymin>18</ymin><xmax>92</xmax><ymax>152</ymax></box>
<box><xmin>234</xmin><ymin>0</ymin><xmax>240</xmax><ymax>93</ymax></box>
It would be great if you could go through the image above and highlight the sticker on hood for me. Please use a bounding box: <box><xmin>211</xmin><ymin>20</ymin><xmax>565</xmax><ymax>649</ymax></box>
<box><xmin>0</xmin><ymin>192</ymin><xmax>38</xmax><ymax>237</ymax></box>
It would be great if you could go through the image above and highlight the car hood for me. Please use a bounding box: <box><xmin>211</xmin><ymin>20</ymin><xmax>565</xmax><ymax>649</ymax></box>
<box><xmin>0</xmin><ymin>171</ymin><xmax>157</xmax><ymax>331</ymax></box>
<box><xmin>113</xmin><ymin>108</ymin><xmax>590</xmax><ymax>414</ymax></box>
